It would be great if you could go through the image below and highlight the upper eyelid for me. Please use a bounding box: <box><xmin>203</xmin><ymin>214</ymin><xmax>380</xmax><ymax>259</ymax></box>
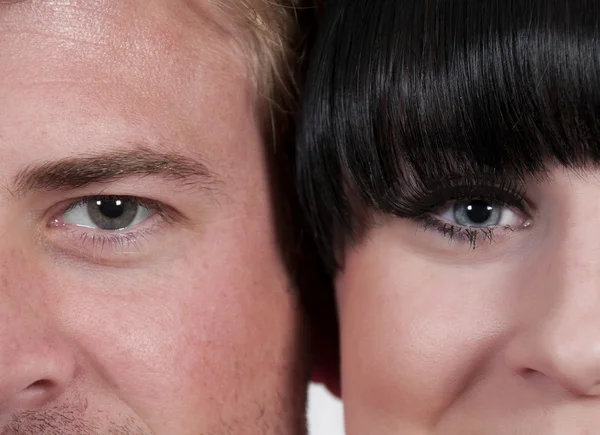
<box><xmin>429</xmin><ymin>187</ymin><xmax>532</xmax><ymax>215</ymax></box>
<box><xmin>62</xmin><ymin>195</ymin><xmax>158</xmax><ymax>213</ymax></box>
<box><xmin>436</xmin><ymin>198</ymin><xmax>526</xmax><ymax>213</ymax></box>
<box><xmin>387</xmin><ymin>179</ymin><xmax>532</xmax><ymax>219</ymax></box>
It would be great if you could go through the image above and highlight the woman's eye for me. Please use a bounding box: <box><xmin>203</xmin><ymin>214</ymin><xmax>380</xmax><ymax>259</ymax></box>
<box><xmin>62</xmin><ymin>197</ymin><xmax>153</xmax><ymax>230</ymax></box>
<box><xmin>436</xmin><ymin>199</ymin><xmax>523</xmax><ymax>228</ymax></box>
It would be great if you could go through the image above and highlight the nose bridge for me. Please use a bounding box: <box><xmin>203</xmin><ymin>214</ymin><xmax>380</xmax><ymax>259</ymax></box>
<box><xmin>507</xmin><ymin>231</ymin><xmax>600</xmax><ymax>396</ymax></box>
<box><xmin>0</xmin><ymin>255</ymin><xmax>76</xmax><ymax>411</ymax></box>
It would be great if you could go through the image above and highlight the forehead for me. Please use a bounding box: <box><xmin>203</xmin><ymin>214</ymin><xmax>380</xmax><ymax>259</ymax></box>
<box><xmin>0</xmin><ymin>0</ymin><xmax>257</xmax><ymax>172</ymax></box>
<box><xmin>0</xmin><ymin>0</ymin><xmax>248</xmax><ymax>112</ymax></box>
<box><xmin>0</xmin><ymin>0</ymin><xmax>241</xmax><ymax>69</ymax></box>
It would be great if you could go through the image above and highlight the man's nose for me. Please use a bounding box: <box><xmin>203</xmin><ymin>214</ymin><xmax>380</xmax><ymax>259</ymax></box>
<box><xmin>505</xmin><ymin>251</ymin><xmax>600</xmax><ymax>397</ymax></box>
<box><xmin>0</xmin><ymin>294</ymin><xmax>75</xmax><ymax>412</ymax></box>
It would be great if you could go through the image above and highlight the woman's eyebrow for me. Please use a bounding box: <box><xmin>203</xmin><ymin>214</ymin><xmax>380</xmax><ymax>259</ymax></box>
<box><xmin>11</xmin><ymin>146</ymin><xmax>219</xmax><ymax>196</ymax></box>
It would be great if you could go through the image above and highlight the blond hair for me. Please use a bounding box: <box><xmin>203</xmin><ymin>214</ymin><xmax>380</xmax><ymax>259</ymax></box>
<box><xmin>211</xmin><ymin>0</ymin><xmax>309</xmax><ymax>147</ymax></box>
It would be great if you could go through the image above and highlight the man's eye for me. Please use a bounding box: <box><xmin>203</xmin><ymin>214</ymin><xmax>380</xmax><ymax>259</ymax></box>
<box><xmin>62</xmin><ymin>197</ymin><xmax>153</xmax><ymax>230</ymax></box>
<box><xmin>436</xmin><ymin>199</ymin><xmax>523</xmax><ymax>228</ymax></box>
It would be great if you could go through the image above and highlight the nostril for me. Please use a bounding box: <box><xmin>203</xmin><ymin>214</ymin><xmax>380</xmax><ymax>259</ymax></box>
<box><xmin>516</xmin><ymin>369</ymin><xmax>543</xmax><ymax>386</ymax></box>
<box><xmin>27</xmin><ymin>380</ymin><xmax>53</xmax><ymax>391</ymax></box>
<box><xmin>520</xmin><ymin>368</ymin><xmax>538</xmax><ymax>377</ymax></box>
<box><xmin>19</xmin><ymin>379</ymin><xmax>57</xmax><ymax>407</ymax></box>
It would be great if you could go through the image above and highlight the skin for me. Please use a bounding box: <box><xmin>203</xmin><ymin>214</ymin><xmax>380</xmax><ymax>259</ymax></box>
<box><xmin>338</xmin><ymin>168</ymin><xmax>600</xmax><ymax>434</ymax></box>
<box><xmin>0</xmin><ymin>0</ymin><xmax>307</xmax><ymax>434</ymax></box>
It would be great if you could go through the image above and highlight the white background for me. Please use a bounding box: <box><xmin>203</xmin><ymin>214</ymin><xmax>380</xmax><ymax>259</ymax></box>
<box><xmin>307</xmin><ymin>383</ymin><xmax>345</xmax><ymax>435</ymax></box>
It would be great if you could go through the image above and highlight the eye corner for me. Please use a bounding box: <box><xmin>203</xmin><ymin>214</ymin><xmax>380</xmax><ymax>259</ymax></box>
<box><xmin>48</xmin><ymin>217</ymin><xmax>65</xmax><ymax>228</ymax></box>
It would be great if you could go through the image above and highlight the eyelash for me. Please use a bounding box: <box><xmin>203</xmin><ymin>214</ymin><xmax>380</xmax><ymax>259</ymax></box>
<box><xmin>416</xmin><ymin>214</ymin><xmax>515</xmax><ymax>248</ymax></box>
<box><xmin>66</xmin><ymin>226</ymin><xmax>155</xmax><ymax>253</ymax></box>
<box><xmin>400</xmin><ymin>182</ymin><xmax>531</xmax><ymax>247</ymax></box>
<box><xmin>50</xmin><ymin>195</ymin><xmax>177</xmax><ymax>255</ymax></box>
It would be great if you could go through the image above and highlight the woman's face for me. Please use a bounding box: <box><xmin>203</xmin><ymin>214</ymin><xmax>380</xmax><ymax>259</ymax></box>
<box><xmin>337</xmin><ymin>167</ymin><xmax>600</xmax><ymax>434</ymax></box>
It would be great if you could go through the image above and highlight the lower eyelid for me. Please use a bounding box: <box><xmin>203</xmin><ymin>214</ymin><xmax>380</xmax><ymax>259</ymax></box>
<box><xmin>420</xmin><ymin>214</ymin><xmax>522</xmax><ymax>245</ymax></box>
<box><xmin>45</xmin><ymin>215</ymin><xmax>166</xmax><ymax>259</ymax></box>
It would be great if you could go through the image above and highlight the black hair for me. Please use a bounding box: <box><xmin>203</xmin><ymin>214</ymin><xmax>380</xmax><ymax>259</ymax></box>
<box><xmin>296</xmin><ymin>0</ymin><xmax>600</xmax><ymax>273</ymax></box>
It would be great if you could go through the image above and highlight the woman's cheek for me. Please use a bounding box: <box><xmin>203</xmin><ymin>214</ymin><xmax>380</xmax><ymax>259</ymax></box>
<box><xmin>336</xmin><ymin>226</ymin><xmax>519</xmax><ymax>432</ymax></box>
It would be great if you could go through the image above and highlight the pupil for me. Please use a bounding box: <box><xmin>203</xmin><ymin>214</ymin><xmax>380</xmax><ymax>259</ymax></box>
<box><xmin>97</xmin><ymin>199</ymin><xmax>125</xmax><ymax>219</ymax></box>
<box><xmin>87</xmin><ymin>197</ymin><xmax>138</xmax><ymax>230</ymax></box>
<box><xmin>465</xmin><ymin>200</ymin><xmax>492</xmax><ymax>224</ymax></box>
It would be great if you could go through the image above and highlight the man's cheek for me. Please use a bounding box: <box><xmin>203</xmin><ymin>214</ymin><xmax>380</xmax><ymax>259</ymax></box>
<box><xmin>51</xmin><ymin>258</ymin><xmax>266</xmax><ymax>391</ymax></box>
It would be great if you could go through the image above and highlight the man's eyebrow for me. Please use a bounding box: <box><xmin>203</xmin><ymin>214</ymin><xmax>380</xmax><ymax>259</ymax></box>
<box><xmin>12</xmin><ymin>147</ymin><xmax>218</xmax><ymax>196</ymax></box>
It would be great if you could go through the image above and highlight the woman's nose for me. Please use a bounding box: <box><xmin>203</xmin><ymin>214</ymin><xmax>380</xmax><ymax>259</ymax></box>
<box><xmin>505</xmin><ymin>247</ymin><xmax>600</xmax><ymax>397</ymax></box>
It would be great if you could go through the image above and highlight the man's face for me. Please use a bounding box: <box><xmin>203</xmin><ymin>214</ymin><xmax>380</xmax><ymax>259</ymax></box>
<box><xmin>0</xmin><ymin>1</ymin><xmax>307</xmax><ymax>433</ymax></box>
